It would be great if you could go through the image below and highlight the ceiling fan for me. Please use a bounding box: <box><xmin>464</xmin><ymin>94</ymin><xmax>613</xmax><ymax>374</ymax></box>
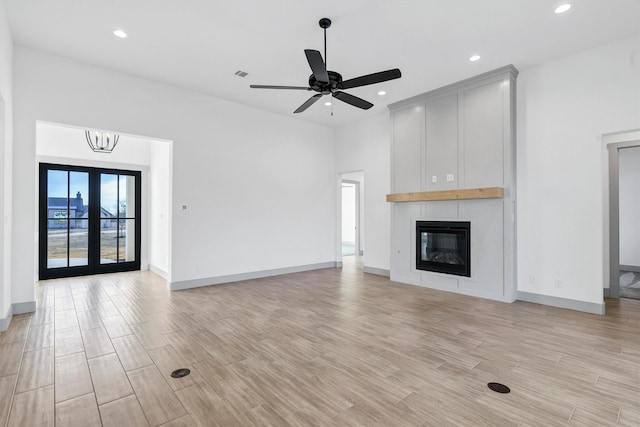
<box><xmin>250</xmin><ymin>18</ymin><xmax>402</xmax><ymax>114</ymax></box>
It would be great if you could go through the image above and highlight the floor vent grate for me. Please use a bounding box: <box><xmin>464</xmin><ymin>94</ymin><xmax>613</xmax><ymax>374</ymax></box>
<box><xmin>171</xmin><ymin>368</ymin><xmax>191</xmax><ymax>378</ymax></box>
<box><xmin>487</xmin><ymin>382</ymin><xmax>510</xmax><ymax>393</ymax></box>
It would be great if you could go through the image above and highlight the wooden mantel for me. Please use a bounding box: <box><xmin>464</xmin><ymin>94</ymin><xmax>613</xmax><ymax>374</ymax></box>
<box><xmin>386</xmin><ymin>187</ymin><xmax>504</xmax><ymax>203</ymax></box>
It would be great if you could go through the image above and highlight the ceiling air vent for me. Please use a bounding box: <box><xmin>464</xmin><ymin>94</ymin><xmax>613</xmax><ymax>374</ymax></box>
<box><xmin>234</xmin><ymin>70</ymin><xmax>249</xmax><ymax>78</ymax></box>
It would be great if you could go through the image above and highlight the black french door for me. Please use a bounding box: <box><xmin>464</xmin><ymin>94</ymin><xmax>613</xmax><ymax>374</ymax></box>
<box><xmin>39</xmin><ymin>163</ymin><xmax>141</xmax><ymax>279</ymax></box>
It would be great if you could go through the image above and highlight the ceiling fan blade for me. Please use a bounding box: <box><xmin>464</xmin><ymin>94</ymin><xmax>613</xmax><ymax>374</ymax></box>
<box><xmin>339</xmin><ymin>68</ymin><xmax>402</xmax><ymax>90</ymax></box>
<box><xmin>294</xmin><ymin>94</ymin><xmax>323</xmax><ymax>113</ymax></box>
<box><xmin>333</xmin><ymin>91</ymin><xmax>373</xmax><ymax>110</ymax></box>
<box><xmin>305</xmin><ymin>49</ymin><xmax>329</xmax><ymax>84</ymax></box>
<box><xmin>250</xmin><ymin>85</ymin><xmax>311</xmax><ymax>90</ymax></box>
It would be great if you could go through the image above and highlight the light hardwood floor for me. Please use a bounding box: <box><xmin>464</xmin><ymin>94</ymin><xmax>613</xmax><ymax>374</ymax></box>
<box><xmin>1</xmin><ymin>258</ymin><xmax>639</xmax><ymax>426</ymax></box>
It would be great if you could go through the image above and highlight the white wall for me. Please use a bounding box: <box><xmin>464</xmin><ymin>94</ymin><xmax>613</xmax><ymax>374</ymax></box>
<box><xmin>335</xmin><ymin>113</ymin><xmax>391</xmax><ymax>272</ymax></box>
<box><xmin>12</xmin><ymin>47</ymin><xmax>336</xmax><ymax>304</ymax></box>
<box><xmin>619</xmin><ymin>146</ymin><xmax>640</xmax><ymax>267</ymax></box>
<box><xmin>517</xmin><ymin>35</ymin><xmax>640</xmax><ymax>304</ymax></box>
<box><xmin>0</xmin><ymin>2</ymin><xmax>14</xmax><ymax>324</ymax></box>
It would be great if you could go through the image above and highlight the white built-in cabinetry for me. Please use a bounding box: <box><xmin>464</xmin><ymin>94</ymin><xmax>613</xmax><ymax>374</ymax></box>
<box><xmin>388</xmin><ymin>65</ymin><xmax>518</xmax><ymax>302</ymax></box>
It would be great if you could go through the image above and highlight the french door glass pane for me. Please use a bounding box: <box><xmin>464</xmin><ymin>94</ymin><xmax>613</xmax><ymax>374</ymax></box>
<box><xmin>100</xmin><ymin>173</ymin><xmax>118</xmax><ymax>265</ymax></box>
<box><xmin>47</xmin><ymin>170</ymin><xmax>68</xmax><ymax>199</ymax></box>
<box><xmin>119</xmin><ymin>175</ymin><xmax>135</xmax><ymax>218</ymax></box>
<box><xmin>100</xmin><ymin>219</ymin><xmax>118</xmax><ymax>264</ymax></box>
<box><xmin>69</xmin><ymin>219</ymin><xmax>89</xmax><ymax>267</ymax></box>
<box><xmin>100</xmin><ymin>174</ymin><xmax>118</xmax><ymax>219</ymax></box>
<box><xmin>46</xmin><ymin>170</ymin><xmax>90</xmax><ymax>269</ymax></box>
<box><xmin>69</xmin><ymin>171</ymin><xmax>89</xmax><ymax>213</ymax></box>
<box><xmin>47</xmin><ymin>223</ymin><xmax>68</xmax><ymax>268</ymax></box>
<box><xmin>118</xmin><ymin>219</ymin><xmax>136</xmax><ymax>262</ymax></box>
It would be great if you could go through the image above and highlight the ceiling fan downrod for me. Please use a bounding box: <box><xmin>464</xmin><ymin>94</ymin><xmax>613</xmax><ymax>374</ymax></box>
<box><xmin>319</xmin><ymin>18</ymin><xmax>331</xmax><ymax>70</ymax></box>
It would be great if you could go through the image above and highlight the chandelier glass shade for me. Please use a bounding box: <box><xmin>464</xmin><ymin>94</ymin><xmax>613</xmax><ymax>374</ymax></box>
<box><xmin>85</xmin><ymin>130</ymin><xmax>119</xmax><ymax>153</ymax></box>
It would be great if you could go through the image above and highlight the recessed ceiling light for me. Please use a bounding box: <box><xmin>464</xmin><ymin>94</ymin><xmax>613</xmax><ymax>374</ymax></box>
<box><xmin>324</xmin><ymin>101</ymin><xmax>332</xmax><ymax>106</ymax></box>
<box><xmin>113</xmin><ymin>30</ymin><xmax>127</xmax><ymax>38</ymax></box>
<box><xmin>378</xmin><ymin>90</ymin><xmax>386</xmax><ymax>96</ymax></box>
<box><xmin>554</xmin><ymin>3</ymin><xmax>572</xmax><ymax>14</ymax></box>
<box><xmin>469</xmin><ymin>55</ymin><xmax>481</xmax><ymax>62</ymax></box>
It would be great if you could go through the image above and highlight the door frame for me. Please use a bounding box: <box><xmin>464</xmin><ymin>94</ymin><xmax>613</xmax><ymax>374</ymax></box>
<box><xmin>604</xmin><ymin>130</ymin><xmax>640</xmax><ymax>298</ymax></box>
<box><xmin>39</xmin><ymin>162</ymin><xmax>142</xmax><ymax>279</ymax></box>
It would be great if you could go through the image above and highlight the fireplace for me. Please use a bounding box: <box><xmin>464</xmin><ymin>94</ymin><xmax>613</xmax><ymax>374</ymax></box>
<box><xmin>416</xmin><ymin>221</ymin><xmax>470</xmax><ymax>277</ymax></box>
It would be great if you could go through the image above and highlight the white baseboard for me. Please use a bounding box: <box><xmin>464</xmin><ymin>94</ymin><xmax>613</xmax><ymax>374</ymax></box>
<box><xmin>149</xmin><ymin>264</ymin><xmax>169</xmax><ymax>280</ymax></box>
<box><xmin>0</xmin><ymin>307</ymin><xmax>11</xmax><ymax>332</ymax></box>
<box><xmin>170</xmin><ymin>261</ymin><xmax>339</xmax><ymax>291</ymax></box>
<box><xmin>517</xmin><ymin>291</ymin><xmax>605</xmax><ymax>315</ymax></box>
<box><xmin>13</xmin><ymin>301</ymin><xmax>36</xmax><ymax>314</ymax></box>
<box><xmin>0</xmin><ymin>301</ymin><xmax>37</xmax><ymax>331</ymax></box>
<box><xmin>363</xmin><ymin>266</ymin><xmax>390</xmax><ymax>277</ymax></box>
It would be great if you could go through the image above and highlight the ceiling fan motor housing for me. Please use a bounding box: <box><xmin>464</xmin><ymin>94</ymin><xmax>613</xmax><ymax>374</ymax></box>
<box><xmin>309</xmin><ymin>71</ymin><xmax>342</xmax><ymax>94</ymax></box>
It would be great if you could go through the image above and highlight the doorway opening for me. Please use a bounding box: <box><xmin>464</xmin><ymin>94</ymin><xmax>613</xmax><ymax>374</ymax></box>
<box><xmin>614</xmin><ymin>145</ymin><xmax>640</xmax><ymax>299</ymax></box>
<box><xmin>36</xmin><ymin>121</ymin><xmax>173</xmax><ymax>281</ymax></box>
<box><xmin>341</xmin><ymin>180</ymin><xmax>359</xmax><ymax>256</ymax></box>
<box><xmin>606</xmin><ymin>131</ymin><xmax>640</xmax><ymax>300</ymax></box>
<box><xmin>339</xmin><ymin>171</ymin><xmax>363</xmax><ymax>262</ymax></box>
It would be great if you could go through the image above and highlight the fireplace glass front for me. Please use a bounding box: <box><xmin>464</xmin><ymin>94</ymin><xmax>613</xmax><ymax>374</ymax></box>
<box><xmin>416</xmin><ymin>221</ymin><xmax>470</xmax><ymax>277</ymax></box>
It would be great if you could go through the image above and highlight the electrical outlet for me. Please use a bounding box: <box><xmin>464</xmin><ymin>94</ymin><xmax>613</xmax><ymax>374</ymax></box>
<box><xmin>554</xmin><ymin>280</ymin><xmax>562</xmax><ymax>288</ymax></box>
<box><xmin>431</xmin><ymin>176</ymin><xmax>437</xmax><ymax>183</ymax></box>
<box><xmin>446</xmin><ymin>174</ymin><xmax>454</xmax><ymax>182</ymax></box>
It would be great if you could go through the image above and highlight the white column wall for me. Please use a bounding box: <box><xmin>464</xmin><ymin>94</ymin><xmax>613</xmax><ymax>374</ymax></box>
<box><xmin>149</xmin><ymin>141</ymin><xmax>172</xmax><ymax>278</ymax></box>
<box><xmin>13</xmin><ymin>47</ymin><xmax>336</xmax><ymax>304</ymax></box>
<box><xmin>517</xmin><ymin>35</ymin><xmax>640</xmax><ymax>304</ymax></box>
<box><xmin>0</xmin><ymin>2</ymin><xmax>14</xmax><ymax>326</ymax></box>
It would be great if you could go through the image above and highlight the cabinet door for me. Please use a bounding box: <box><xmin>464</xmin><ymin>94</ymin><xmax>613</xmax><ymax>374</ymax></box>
<box><xmin>425</xmin><ymin>94</ymin><xmax>459</xmax><ymax>191</ymax></box>
<box><xmin>392</xmin><ymin>105</ymin><xmax>424</xmax><ymax>193</ymax></box>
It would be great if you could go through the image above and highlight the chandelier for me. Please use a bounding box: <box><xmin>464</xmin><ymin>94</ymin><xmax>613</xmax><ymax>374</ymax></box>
<box><xmin>85</xmin><ymin>130</ymin><xmax>119</xmax><ymax>153</ymax></box>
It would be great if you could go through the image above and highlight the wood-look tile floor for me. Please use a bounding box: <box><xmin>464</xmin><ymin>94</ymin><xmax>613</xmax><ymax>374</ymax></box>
<box><xmin>1</xmin><ymin>258</ymin><xmax>639</xmax><ymax>426</ymax></box>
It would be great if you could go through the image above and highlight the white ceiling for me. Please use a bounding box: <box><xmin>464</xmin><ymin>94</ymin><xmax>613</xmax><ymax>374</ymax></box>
<box><xmin>6</xmin><ymin>0</ymin><xmax>640</xmax><ymax>128</ymax></box>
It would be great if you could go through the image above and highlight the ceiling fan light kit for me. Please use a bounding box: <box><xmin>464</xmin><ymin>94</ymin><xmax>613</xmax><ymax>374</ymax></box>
<box><xmin>250</xmin><ymin>17</ymin><xmax>402</xmax><ymax>114</ymax></box>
